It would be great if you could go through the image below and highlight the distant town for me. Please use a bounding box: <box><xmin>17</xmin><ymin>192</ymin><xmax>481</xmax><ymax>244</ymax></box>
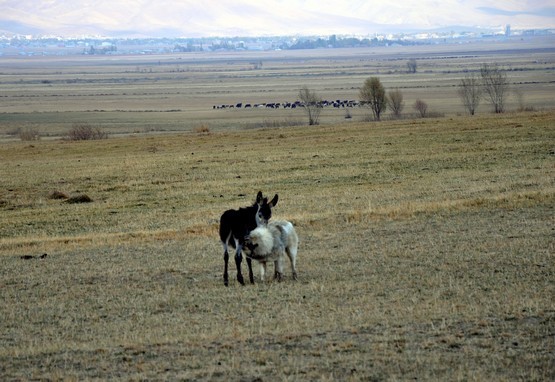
<box><xmin>1</xmin><ymin>26</ymin><xmax>553</xmax><ymax>57</ymax></box>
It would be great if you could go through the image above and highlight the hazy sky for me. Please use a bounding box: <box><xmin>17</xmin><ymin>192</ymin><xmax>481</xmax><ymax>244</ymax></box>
<box><xmin>1</xmin><ymin>0</ymin><xmax>554</xmax><ymax>37</ymax></box>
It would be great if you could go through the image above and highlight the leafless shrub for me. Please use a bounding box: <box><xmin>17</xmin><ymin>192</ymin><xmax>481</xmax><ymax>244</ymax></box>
<box><xmin>66</xmin><ymin>124</ymin><xmax>107</xmax><ymax>141</ymax></box>
<box><xmin>299</xmin><ymin>86</ymin><xmax>322</xmax><ymax>125</ymax></box>
<box><xmin>193</xmin><ymin>123</ymin><xmax>211</xmax><ymax>134</ymax></box>
<box><xmin>19</xmin><ymin>127</ymin><xmax>41</xmax><ymax>141</ymax></box>
<box><xmin>413</xmin><ymin>99</ymin><xmax>428</xmax><ymax>118</ymax></box>
<box><xmin>387</xmin><ymin>88</ymin><xmax>404</xmax><ymax>118</ymax></box>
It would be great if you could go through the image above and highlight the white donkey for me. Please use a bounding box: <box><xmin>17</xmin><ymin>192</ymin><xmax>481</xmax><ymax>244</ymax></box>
<box><xmin>244</xmin><ymin>220</ymin><xmax>298</xmax><ymax>281</ymax></box>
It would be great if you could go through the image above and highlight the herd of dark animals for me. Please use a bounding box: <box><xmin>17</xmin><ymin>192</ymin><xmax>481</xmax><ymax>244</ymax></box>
<box><xmin>213</xmin><ymin>99</ymin><xmax>360</xmax><ymax>110</ymax></box>
<box><xmin>219</xmin><ymin>191</ymin><xmax>279</xmax><ymax>286</ymax></box>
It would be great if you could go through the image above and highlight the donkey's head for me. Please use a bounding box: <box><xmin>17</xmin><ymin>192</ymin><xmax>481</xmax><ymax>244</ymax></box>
<box><xmin>255</xmin><ymin>192</ymin><xmax>278</xmax><ymax>226</ymax></box>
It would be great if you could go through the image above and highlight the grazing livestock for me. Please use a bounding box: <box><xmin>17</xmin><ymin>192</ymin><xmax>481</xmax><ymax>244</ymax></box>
<box><xmin>219</xmin><ymin>191</ymin><xmax>278</xmax><ymax>286</ymax></box>
<box><xmin>244</xmin><ymin>220</ymin><xmax>298</xmax><ymax>282</ymax></box>
<box><xmin>213</xmin><ymin>99</ymin><xmax>358</xmax><ymax>111</ymax></box>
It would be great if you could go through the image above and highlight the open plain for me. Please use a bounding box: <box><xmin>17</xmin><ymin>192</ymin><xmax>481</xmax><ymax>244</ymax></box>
<box><xmin>1</xmin><ymin>37</ymin><xmax>554</xmax><ymax>380</ymax></box>
<box><xmin>1</xmin><ymin>36</ymin><xmax>555</xmax><ymax>138</ymax></box>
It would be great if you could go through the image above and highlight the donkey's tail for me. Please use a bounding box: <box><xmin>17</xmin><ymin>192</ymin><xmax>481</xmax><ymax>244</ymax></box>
<box><xmin>219</xmin><ymin>209</ymin><xmax>236</xmax><ymax>247</ymax></box>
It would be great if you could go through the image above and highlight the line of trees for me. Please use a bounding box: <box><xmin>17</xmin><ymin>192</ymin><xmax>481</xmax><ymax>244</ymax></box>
<box><xmin>298</xmin><ymin>62</ymin><xmax>512</xmax><ymax>125</ymax></box>
<box><xmin>289</xmin><ymin>36</ymin><xmax>424</xmax><ymax>50</ymax></box>
<box><xmin>458</xmin><ymin>63</ymin><xmax>510</xmax><ymax>115</ymax></box>
<box><xmin>358</xmin><ymin>77</ymin><xmax>430</xmax><ymax>121</ymax></box>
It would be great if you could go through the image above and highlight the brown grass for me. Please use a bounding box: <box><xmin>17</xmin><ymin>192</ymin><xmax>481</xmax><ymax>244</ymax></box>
<box><xmin>0</xmin><ymin>110</ymin><xmax>554</xmax><ymax>380</ymax></box>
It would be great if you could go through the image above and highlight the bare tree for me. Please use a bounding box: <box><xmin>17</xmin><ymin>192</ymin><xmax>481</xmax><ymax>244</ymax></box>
<box><xmin>66</xmin><ymin>123</ymin><xmax>107</xmax><ymax>140</ymax></box>
<box><xmin>407</xmin><ymin>59</ymin><xmax>417</xmax><ymax>73</ymax></box>
<box><xmin>360</xmin><ymin>77</ymin><xmax>387</xmax><ymax>121</ymax></box>
<box><xmin>387</xmin><ymin>88</ymin><xmax>404</xmax><ymax>118</ymax></box>
<box><xmin>458</xmin><ymin>73</ymin><xmax>482</xmax><ymax>115</ymax></box>
<box><xmin>298</xmin><ymin>86</ymin><xmax>322</xmax><ymax>125</ymax></box>
<box><xmin>413</xmin><ymin>99</ymin><xmax>428</xmax><ymax>118</ymax></box>
<box><xmin>480</xmin><ymin>63</ymin><xmax>509</xmax><ymax>113</ymax></box>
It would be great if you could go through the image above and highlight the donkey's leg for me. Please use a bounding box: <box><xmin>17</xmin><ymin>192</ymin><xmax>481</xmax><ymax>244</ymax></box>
<box><xmin>274</xmin><ymin>256</ymin><xmax>284</xmax><ymax>282</ymax></box>
<box><xmin>234</xmin><ymin>241</ymin><xmax>245</xmax><ymax>285</ymax></box>
<box><xmin>223</xmin><ymin>250</ymin><xmax>230</xmax><ymax>286</ymax></box>
<box><xmin>287</xmin><ymin>247</ymin><xmax>298</xmax><ymax>281</ymax></box>
<box><xmin>260</xmin><ymin>261</ymin><xmax>267</xmax><ymax>282</ymax></box>
<box><xmin>222</xmin><ymin>241</ymin><xmax>230</xmax><ymax>286</ymax></box>
<box><xmin>234</xmin><ymin>252</ymin><xmax>245</xmax><ymax>285</ymax></box>
<box><xmin>273</xmin><ymin>260</ymin><xmax>279</xmax><ymax>280</ymax></box>
<box><xmin>246</xmin><ymin>257</ymin><xmax>255</xmax><ymax>284</ymax></box>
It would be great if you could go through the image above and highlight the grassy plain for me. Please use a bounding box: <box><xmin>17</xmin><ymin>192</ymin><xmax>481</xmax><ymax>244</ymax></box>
<box><xmin>1</xmin><ymin>109</ymin><xmax>554</xmax><ymax>380</ymax></box>
<box><xmin>1</xmin><ymin>36</ymin><xmax>554</xmax><ymax>139</ymax></box>
<box><xmin>1</xmin><ymin>38</ymin><xmax>555</xmax><ymax>380</ymax></box>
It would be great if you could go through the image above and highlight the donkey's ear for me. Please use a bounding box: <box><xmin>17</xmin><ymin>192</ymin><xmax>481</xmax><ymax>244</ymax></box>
<box><xmin>269</xmin><ymin>194</ymin><xmax>278</xmax><ymax>207</ymax></box>
<box><xmin>255</xmin><ymin>191</ymin><xmax>263</xmax><ymax>204</ymax></box>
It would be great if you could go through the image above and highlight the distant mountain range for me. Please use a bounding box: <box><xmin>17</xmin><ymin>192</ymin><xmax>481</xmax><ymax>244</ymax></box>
<box><xmin>1</xmin><ymin>0</ymin><xmax>554</xmax><ymax>38</ymax></box>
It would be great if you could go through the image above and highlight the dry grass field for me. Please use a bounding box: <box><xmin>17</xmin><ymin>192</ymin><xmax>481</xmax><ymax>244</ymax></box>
<box><xmin>1</xmin><ymin>36</ymin><xmax>554</xmax><ymax>139</ymax></box>
<box><xmin>1</xmin><ymin>38</ymin><xmax>554</xmax><ymax>380</ymax></box>
<box><xmin>1</xmin><ymin>109</ymin><xmax>554</xmax><ymax>380</ymax></box>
